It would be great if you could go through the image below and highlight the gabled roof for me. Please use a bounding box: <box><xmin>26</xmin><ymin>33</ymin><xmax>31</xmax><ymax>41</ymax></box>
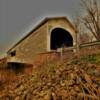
<box><xmin>7</xmin><ymin>16</ymin><xmax>76</xmax><ymax>53</ymax></box>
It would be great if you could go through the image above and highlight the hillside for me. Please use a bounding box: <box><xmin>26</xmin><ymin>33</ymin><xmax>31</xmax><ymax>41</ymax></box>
<box><xmin>0</xmin><ymin>52</ymin><xmax>100</xmax><ymax>100</ymax></box>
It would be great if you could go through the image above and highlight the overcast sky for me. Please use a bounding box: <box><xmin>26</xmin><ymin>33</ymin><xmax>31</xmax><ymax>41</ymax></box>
<box><xmin>0</xmin><ymin>0</ymin><xmax>81</xmax><ymax>57</ymax></box>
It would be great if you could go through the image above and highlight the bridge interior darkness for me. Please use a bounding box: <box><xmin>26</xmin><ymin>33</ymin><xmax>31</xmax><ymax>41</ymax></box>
<box><xmin>50</xmin><ymin>28</ymin><xmax>73</xmax><ymax>50</ymax></box>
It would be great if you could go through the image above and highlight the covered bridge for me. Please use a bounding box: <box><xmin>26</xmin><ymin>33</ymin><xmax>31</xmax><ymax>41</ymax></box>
<box><xmin>7</xmin><ymin>16</ymin><xmax>77</xmax><ymax>64</ymax></box>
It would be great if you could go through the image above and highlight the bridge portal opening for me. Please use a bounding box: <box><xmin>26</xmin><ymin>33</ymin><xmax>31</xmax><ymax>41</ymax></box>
<box><xmin>50</xmin><ymin>28</ymin><xmax>73</xmax><ymax>50</ymax></box>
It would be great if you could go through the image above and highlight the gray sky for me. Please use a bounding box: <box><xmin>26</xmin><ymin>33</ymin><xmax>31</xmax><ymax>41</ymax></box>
<box><xmin>0</xmin><ymin>0</ymin><xmax>80</xmax><ymax>57</ymax></box>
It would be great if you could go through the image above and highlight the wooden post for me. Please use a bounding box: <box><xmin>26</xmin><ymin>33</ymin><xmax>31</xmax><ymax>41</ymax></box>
<box><xmin>60</xmin><ymin>48</ymin><xmax>63</xmax><ymax>60</ymax></box>
<box><xmin>76</xmin><ymin>32</ymin><xmax>80</xmax><ymax>52</ymax></box>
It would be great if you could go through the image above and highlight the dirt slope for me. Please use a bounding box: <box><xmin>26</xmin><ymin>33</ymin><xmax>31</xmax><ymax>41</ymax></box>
<box><xmin>0</xmin><ymin>53</ymin><xmax>100</xmax><ymax>100</ymax></box>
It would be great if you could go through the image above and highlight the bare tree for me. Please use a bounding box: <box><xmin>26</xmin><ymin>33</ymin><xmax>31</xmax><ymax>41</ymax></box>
<box><xmin>80</xmin><ymin>0</ymin><xmax>100</xmax><ymax>40</ymax></box>
<box><xmin>73</xmin><ymin>16</ymin><xmax>90</xmax><ymax>43</ymax></box>
<box><xmin>80</xmin><ymin>33</ymin><xmax>90</xmax><ymax>44</ymax></box>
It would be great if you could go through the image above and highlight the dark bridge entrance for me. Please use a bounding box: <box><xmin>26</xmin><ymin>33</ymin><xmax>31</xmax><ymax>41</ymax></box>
<box><xmin>50</xmin><ymin>28</ymin><xmax>73</xmax><ymax>50</ymax></box>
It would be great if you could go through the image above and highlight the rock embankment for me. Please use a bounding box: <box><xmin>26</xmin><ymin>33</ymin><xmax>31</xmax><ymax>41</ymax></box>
<box><xmin>0</xmin><ymin>54</ymin><xmax>100</xmax><ymax>100</ymax></box>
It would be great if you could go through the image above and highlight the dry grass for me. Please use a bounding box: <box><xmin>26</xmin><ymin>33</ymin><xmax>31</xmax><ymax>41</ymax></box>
<box><xmin>0</xmin><ymin>45</ymin><xmax>100</xmax><ymax>99</ymax></box>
